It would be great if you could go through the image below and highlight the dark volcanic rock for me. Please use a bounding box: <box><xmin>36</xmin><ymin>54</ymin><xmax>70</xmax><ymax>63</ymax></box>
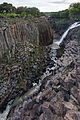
<box><xmin>37</xmin><ymin>18</ymin><xmax>53</xmax><ymax>45</ymax></box>
<box><xmin>7</xmin><ymin>26</ymin><xmax>80</xmax><ymax>120</ymax></box>
<box><xmin>0</xmin><ymin>18</ymin><xmax>53</xmax><ymax>111</ymax></box>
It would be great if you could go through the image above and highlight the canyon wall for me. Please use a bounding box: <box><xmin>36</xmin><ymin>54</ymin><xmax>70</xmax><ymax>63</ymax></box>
<box><xmin>0</xmin><ymin>18</ymin><xmax>53</xmax><ymax>58</ymax></box>
<box><xmin>0</xmin><ymin>18</ymin><xmax>53</xmax><ymax>111</ymax></box>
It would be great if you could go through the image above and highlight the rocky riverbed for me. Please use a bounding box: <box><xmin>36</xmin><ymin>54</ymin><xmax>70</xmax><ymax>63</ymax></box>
<box><xmin>7</xmin><ymin>26</ymin><xmax>80</xmax><ymax>120</ymax></box>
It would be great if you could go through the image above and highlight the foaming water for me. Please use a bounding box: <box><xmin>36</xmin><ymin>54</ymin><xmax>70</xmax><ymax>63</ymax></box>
<box><xmin>0</xmin><ymin>21</ymin><xmax>80</xmax><ymax>120</ymax></box>
<box><xmin>54</xmin><ymin>22</ymin><xmax>80</xmax><ymax>46</ymax></box>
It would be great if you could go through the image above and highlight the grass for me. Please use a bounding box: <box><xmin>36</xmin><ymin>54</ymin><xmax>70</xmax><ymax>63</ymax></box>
<box><xmin>0</xmin><ymin>13</ymin><xmax>20</xmax><ymax>18</ymax></box>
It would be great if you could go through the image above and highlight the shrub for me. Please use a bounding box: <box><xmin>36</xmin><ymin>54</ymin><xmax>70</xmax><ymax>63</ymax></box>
<box><xmin>6</xmin><ymin>13</ymin><xmax>20</xmax><ymax>17</ymax></box>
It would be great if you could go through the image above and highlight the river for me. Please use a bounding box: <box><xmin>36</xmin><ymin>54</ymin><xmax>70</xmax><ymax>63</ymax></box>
<box><xmin>0</xmin><ymin>21</ymin><xmax>80</xmax><ymax>120</ymax></box>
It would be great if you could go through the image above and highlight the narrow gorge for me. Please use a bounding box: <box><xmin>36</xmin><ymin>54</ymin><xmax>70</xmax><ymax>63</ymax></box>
<box><xmin>0</xmin><ymin>16</ymin><xmax>80</xmax><ymax>120</ymax></box>
<box><xmin>0</xmin><ymin>18</ymin><xmax>53</xmax><ymax>114</ymax></box>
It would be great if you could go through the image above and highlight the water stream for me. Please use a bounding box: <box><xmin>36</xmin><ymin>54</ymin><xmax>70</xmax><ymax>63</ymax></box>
<box><xmin>55</xmin><ymin>22</ymin><xmax>80</xmax><ymax>45</ymax></box>
<box><xmin>0</xmin><ymin>22</ymin><xmax>80</xmax><ymax>120</ymax></box>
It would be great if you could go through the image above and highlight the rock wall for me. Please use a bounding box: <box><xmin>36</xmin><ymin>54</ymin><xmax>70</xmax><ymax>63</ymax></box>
<box><xmin>8</xmin><ymin>26</ymin><xmax>80</xmax><ymax>120</ymax></box>
<box><xmin>0</xmin><ymin>18</ymin><xmax>53</xmax><ymax>58</ymax></box>
<box><xmin>37</xmin><ymin>18</ymin><xmax>53</xmax><ymax>45</ymax></box>
<box><xmin>49</xmin><ymin>18</ymin><xmax>76</xmax><ymax>36</ymax></box>
<box><xmin>0</xmin><ymin>18</ymin><xmax>53</xmax><ymax>111</ymax></box>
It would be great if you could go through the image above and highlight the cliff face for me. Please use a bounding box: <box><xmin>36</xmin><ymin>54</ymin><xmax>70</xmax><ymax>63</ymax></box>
<box><xmin>37</xmin><ymin>18</ymin><xmax>53</xmax><ymax>45</ymax></box>
<box><xmin>0</xmin><ymin>18</ymin><xmax>53</xmax><ymax>111</ymax></box>
<box><xmin>8</xmin><ymin>26</ymin><xmax>80</xmax><ymax>120</ymax></box>
<box><xmin>0</xmin><ymin>18</ymin><xmax>53</xmax><ymax>58</ymax></box>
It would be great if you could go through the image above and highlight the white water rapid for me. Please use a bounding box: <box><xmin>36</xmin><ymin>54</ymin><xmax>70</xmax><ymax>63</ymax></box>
<box><xmin>0</xmin><ymin>21</ymin><xmax>80</xmax><ymax>120</ymax></box>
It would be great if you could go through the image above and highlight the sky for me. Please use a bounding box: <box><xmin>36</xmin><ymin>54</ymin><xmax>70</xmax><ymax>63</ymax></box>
<box><xmin>0</xmin><ymin>0</ymin><xmax>80</xmax><ymax>12</ymax></box>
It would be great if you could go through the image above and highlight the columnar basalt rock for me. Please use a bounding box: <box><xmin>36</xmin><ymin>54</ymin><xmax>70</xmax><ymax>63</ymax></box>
<box><xmin>0</xmin><ymin>18</ymin><xmax>53</xmax><ymax>111</ymax></box>
<box><xmin>36</xmin><ymin>18</ymin><xmax>53</xmax><ymax>45</ymax></box>
<box><xmin>0</xmin><ymin>18</ymin><xmax>53</xmax><ymax>58</ymax></box>
<box><xmin>8</xmin><ymin>27</ymin><xmax>80</xmax><ymax>120</ymax></box>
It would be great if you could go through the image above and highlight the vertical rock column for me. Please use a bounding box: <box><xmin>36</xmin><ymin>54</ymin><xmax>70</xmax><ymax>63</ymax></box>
<box><xmin>76</xmin><ymin>38</ymin><xmax>80</xmax><ymax>85</ymax></box>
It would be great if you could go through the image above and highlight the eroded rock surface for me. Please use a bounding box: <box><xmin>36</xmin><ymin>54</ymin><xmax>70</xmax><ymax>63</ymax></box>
<box><xmin>0</xmin><ymin>18</ymin><xmax>53</xmax><ymax>111</ymax></box>
<box><xmin>8</xmin><ymin>27</ymin><xmax>80</xmax><ymax>120</ymax></box>
<box><xmin>0</xmin><ymin>18</ymin><xmax>53</xmax><ymax>58</ymax></box>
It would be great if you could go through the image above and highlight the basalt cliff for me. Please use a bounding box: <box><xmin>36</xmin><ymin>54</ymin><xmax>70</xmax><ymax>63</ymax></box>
<box><xmin>8</xmin><ymin>24</ymin><xmax>80</xmax><ymax>120</ymax></box>
<box><xmin>0</xmin><ymin>18</ymin><xmax>53</xmax><ymax>111</ymax></box>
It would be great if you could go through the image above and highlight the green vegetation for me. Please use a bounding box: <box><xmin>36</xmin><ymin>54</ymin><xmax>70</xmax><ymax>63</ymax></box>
<box><xmin>0</xmin><ymin>2</ymin><xmax>80</xmax><ymax>19</ymax></box>
<box><xmin>50</xmin><ymin>9</ymin><xmax>69</xmax><ymax>19</ymax></box>
<box><xmin>0</xmin><ymin>2</ymin><xmax>16</xmax><ymax>13</ymax></box>
<box><xmin>0</xmin><ymin>13</ymin><xmax>20</xmax><ymax>18</ymax></box>
<box><xmin>25</xmin><ymin>7</ymin><xmax>41</xmax><ymax>17</ymax></box>
<box><xmin>49</xmin><ymin>2</ymin><xmax>80</xmax><ymax>21</ymax></box>
<box><xmin>0</xmin><ymin>2</ymin><xmax>45</xmax><ymax>18</ymax></box>
<box><xmin>69</xmin><ymin>2</ymin><xmax>80</xmax><ymax>19</ymax></box>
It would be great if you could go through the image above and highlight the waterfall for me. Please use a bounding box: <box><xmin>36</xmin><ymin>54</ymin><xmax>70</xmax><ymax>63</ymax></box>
<box><xmin>0</xmin><ymin>21</ymin><xmax>80</xmax><ymax>120</ymax></box>
<box><xmin>54</xmin><ymin>22</ymin><xmax>80</xmax><ymax>46</ymax></box>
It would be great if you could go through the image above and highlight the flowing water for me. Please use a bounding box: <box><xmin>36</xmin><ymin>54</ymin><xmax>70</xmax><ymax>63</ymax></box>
<box><xmin>0</xmin><ymin>22</ymin><xmax>80</xmax><ymax>120</ymax></box>
<box><xmin>55</xmin><ymin>22</ymin><xmax>80</xmax><ymax>45</ymax></box>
